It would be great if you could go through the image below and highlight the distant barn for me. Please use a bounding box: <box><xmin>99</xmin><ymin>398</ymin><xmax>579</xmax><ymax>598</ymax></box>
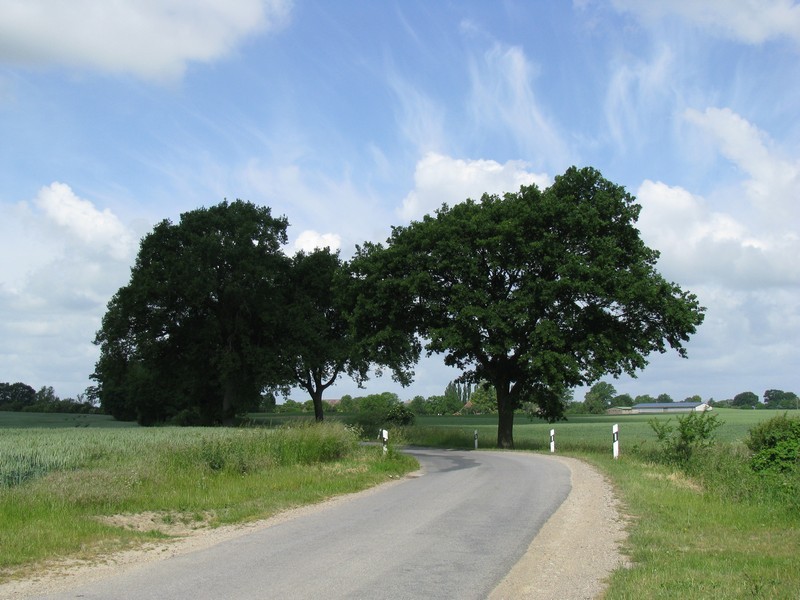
<box><xmin>630</xmin><ymin>402</ymin><xmax>712</xmax><ymax>414</ymax></box>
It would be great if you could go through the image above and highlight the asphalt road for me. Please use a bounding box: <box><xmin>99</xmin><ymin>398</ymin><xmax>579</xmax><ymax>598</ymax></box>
<box><xmin>33</xmin><ymin>448</ymin><xmax>571</xmax><ymax>600</ymax></box>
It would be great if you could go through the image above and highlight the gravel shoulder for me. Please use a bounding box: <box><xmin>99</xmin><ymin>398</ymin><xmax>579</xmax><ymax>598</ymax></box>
<box><xmin>1</xmin><ymin>455</ymin><xmax>628</xmax><ymax>599</ymax></box>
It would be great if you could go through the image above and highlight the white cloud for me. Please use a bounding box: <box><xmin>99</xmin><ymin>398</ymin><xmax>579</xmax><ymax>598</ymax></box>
<box><xmin>399</xmin><ymin>152</ymin><xmax>550</xmax><ymax>221</ymax></box>
<box><xmin>612</xmin><ymin>0</ymin><xmax>800</xmax><ymax>45</ymax></box>
<box><xmin>0</xmin><ymin>0</ymin><xmax>292</xmax><ymax>81</ymax></box>
<box><xmin>635</xmin><ymin>179</ymin><xmax>799</xmax><ymax>288</ymax></box>
<box><xmin>33</xmin><ymin>182</ymin><xmax>138</xmax><ymax>261</ymax></box>
<box><xmin>291</xmin><ymin>230</ymin><xmax>341</xmax><ymax>254</ymax></box>
<box><xmin>684</xmin><ymin>107</ymin><xmax>800</xmax><ymax>223</ymax></box>
<box><xmin>0</xmin><ymin>185</ymin><xmax>138</xmax><ymax>395</ymax></box>
<box><xmin>634</xmin><ymin>107</ymin><xmax>800</xmax><ymax>290</ymax></box>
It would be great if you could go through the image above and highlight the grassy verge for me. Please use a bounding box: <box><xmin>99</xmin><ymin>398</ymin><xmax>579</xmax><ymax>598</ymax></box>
<box><xmin>402</xmin><ymin>411</ymin><xmax>800</xmax><ymax>599</ymax></box>
<box><xmin>0</xmin><ymin>422</ymin><xmax>416</xmax><ymax>579</ymax></box>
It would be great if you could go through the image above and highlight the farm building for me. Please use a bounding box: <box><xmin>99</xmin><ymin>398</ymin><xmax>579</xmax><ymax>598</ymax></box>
<box><xmin>631</xmin><ymin>402</ymin><xmax>712</xmax><ymax>414</ymax></box>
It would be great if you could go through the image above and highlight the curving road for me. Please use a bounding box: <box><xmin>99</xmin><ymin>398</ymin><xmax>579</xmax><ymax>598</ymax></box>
<box><xmin>32</xmin><ymin>449</ymin><xmax>571</xmax><ymax>600</ymax></box>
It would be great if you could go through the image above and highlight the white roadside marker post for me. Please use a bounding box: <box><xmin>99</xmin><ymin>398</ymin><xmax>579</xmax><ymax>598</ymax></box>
<box><xmin>379</xmin><ymin>429</ymin><xmax>388</xmax><ymax>454</ymax></box>
<box><xmin>612</xmin><ymin>423</ymin><xmax>620</xmax><ymax>459</ymax></box>
<box><xmin>550</xmin><ymin>429</ymin><xmax>555</xmax><ymax>453</ymax></box>
<box><xmin>474</xmin><ymin>429</ymin><xmax>478</xmax><ymax>450</ymax></box>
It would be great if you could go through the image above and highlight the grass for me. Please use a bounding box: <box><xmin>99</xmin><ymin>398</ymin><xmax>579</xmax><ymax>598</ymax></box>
<box><xmin>403</xmin><ymin>409</ymin><xmax>800</xmax><ymax>599</ymax></box>
<box><xmin>0</xmin><ymin>420</ymin><xmax>416</xmax><ymax>579</ymax></box>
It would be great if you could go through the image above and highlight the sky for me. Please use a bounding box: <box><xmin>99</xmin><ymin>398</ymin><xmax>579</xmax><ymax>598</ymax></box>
<box><xmin>0</xmin><ymin>0</ymin><xmax>798</xmax><ymax>406</ymax></box>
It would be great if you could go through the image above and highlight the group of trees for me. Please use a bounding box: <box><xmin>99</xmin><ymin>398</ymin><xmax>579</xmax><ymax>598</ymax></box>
<box><xmin>93</xmin><ymin>201</ymin><xmax>370</xmax><ymax>426</ymax></box>
<box><xmin>0</xmin><ymin>382</ymin><xmax>101</xmax><ymax>414</ymax></box>
<box><xmin>571</xmin><ymin>381</ymin><xmax>799</xmax><ymax>414</ymax></box>
<box><xmin>718</xmin><ymin>390</ymin><xmax>799</xmax><ymax>410</ymax></box>
<box><xmin>93</xmin><ymin>167</ymin><xmax>705</xmax><ymax>447</ymax></box>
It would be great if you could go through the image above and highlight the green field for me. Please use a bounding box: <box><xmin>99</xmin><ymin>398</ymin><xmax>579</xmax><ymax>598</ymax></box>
<box><xmin>410</xmin><ymin>408</ymin><xmax>786</xmax><ymax>452</ymax></box>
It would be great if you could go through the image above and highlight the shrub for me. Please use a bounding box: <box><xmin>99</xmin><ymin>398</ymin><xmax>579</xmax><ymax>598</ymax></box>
<box><xmin>385</xmin><ymin>404</ymin><xmax>415</xmax><ymax>426</ymax></box>
<box><xmin>745</xmin><ymin>414</ymin><xmax>800</xmax><ymax>474</ymax></box>
<box><xmin>649</xmin><ymin>411</ymin><xmax>722</xmax><ymax>465</ymax></box>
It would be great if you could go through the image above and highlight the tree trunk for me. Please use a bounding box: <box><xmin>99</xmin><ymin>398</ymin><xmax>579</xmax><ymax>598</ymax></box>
<box><xmin>312</xmin><ymin>388</ymin><xmax>325</xmax><ymax>422</ymax></box>
<box><xmin>222</xmin><ymin>380</ymin><xmax>235</xmax><ymax>426</ymax></box>
<box><xmin>496</xmin><ymin>385</ymin><xmax>515</xmax><ymax>449</ymax></box>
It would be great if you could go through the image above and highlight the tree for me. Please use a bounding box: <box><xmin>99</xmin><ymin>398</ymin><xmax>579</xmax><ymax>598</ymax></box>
<box><xmin>350</xmin><ymin>166</ymin><xmax>705</xmax><ymax>447</ymax></box>
<box><xmin>634</xmin><ymin>394</ymin><xmax>655</xmax><ymax>404</ymax></box>
<box><xmin>408</xmin><ymin>395</ymin><xmax>429</xmax><ymax>415</ymax></box>
<box><xmin>764</xmin><ymin>389</ymin><xmax>799</xmax><ymax>410</ymax></box>
<box><xmin>732</xmin><ymin>391</ymin><xmax>759</xmax><ymax>409</ymax></box>
<box><xmin>611</xmin><ymin>393</ymin><xmax>634</xmax><ymax>407</ymax></box>
<box><xmin>93</xmin><ymin>200</ymin><xmax>291</xmax><ymax>425</ymax></box>
<box><xmin>284</xmin><ymin>248</ymin><xmax>371</xmax><ymax>422</ymax></box>
<box><xmin>584</xmin><ymin>381</ymin><xmax>616</xmax><ymax>414</ymax></box>
<box><xmin>656</xmin><ymin>393</ymin><xmax>674</xmax><ymax>403</ymax></box>
<box><xmin>0</xmin><ymin>382</ymin><xmax>36</xmax><ymax>411</ymax></box>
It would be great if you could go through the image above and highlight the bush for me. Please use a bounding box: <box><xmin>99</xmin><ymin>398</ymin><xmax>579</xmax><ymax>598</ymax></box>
<box><xmin>745</xmin><ymin>414</ymin><xmax>800</xmax><ymax>474</ymax></box>
<box><xmin>649</xmin><ymin>411</ymin><xmax>722</xmax><ymax>465</ymax></box>
<box><xmin>385</xmin><ymin>404</ymin><xmax>415</xmax><ymax>426</ymax></box>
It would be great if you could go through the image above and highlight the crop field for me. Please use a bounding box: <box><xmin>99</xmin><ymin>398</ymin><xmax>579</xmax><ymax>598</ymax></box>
<box><xmin>409</xmin><ymin>408</ymin><xmax>784</xmax><ymax>451</ymax></box>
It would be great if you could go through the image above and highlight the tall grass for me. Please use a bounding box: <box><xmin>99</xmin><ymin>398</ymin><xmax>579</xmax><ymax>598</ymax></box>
<box><xmin>0</xmin><ymin>422</ymin><xmax>416</xmax><ymax>576</ymax></box>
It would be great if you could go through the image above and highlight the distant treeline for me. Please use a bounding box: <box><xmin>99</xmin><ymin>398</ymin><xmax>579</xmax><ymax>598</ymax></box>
<box><xmin>0</xmin><ymin>382</ymin><xmax>102</xmax><ymax>414</ymax></box>
<box><xmin>570</xmin><ymin>381</ymin><xmax>799</xmax><ymax>415</ymax></box>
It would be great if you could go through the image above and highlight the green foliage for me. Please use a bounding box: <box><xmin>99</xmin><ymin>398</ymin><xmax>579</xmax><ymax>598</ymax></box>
<box><xmin>584</xmin><ymin>381</ymin><xmax>615</xmax><ymax>414</ymax></box>
<box><xmin>287</xmin><ymin>248</ymin><xmax>372</xmax><ymax>421</ymax></box>
<box><xmin>763</xmin><ymin>389</ymin><xmax>799</xmax><ymax>410</ymax></box>
<box><xmin>732</xmin><ymin>390</ymin><xmax>759</xmax><ymax>408</ymax></box>
<box><xmin>467</xmin><ymin>382</ymin><xmax>497</xmax><ymax>414</ymax></box>
<box><xmin>746</xmin><ymin>413</ymin><xmax>800</xmax><ymax>474</ymax></box>
<box><xmin>350</xmin><ymin>166</ymin><xmax>705</xmax><ymax>448</ymax></box>
<box><xmin>649</xmin><ymin>411</ymin><xmax>723</xmax><ymax>465</ymax></box>
<box><xmin>93</xmin><ymin>200</ymin><xmax>291</xmax><ymax>425</ymax></box>
<box><xmin>385</xmin><ymin>404</ymin><xmax>415</xmax><ymax>426</ymax></box>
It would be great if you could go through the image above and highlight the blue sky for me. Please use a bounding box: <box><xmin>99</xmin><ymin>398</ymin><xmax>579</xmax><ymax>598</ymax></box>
<box><xmin>1</xmin><ymin>0</ymin><xmax>798</xmax><ymax>405</ymax></box>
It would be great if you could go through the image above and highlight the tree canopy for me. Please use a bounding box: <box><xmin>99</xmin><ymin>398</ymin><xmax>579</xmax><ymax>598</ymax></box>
<box><xmin>93</xmin><ymin>200</ymin><xmax>291</xmax><ymax>425</ymax></box>
<box><xmin>349</xmin><ymin>166</ymin><xmax>705</xmax><ymax>447</ymax></box>
<box><xmin>284</xmin><ymin>248</ymin><xmax>370</xmax><ymax>421</ymax></box>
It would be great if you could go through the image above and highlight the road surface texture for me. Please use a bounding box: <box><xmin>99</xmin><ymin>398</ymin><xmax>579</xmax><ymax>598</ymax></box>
<box><xmin>4</xmin><ymin>450</ymin><xmax>628</xmax><ymax>600</ymax></box>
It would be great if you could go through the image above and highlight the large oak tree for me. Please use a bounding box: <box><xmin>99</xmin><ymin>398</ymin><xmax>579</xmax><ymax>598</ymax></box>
<box><xmin>93</xmin><ymin>200</ymin><xmax>291</xmax><ymax>425</ymax></box>
<box><xmin>350</xmin><ymin>167</ymin><xmax>705</xmax><ymax>448</ymax></box>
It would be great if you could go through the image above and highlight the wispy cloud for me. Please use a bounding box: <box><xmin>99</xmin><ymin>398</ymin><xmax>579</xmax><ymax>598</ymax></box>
<box><xmin>604</xmin><ymin>45</ymin><xmax>676</xmax><ymax>151</ymax></box>
<box><xmin>0</xmin><ymin>0</ymin><xmax>292</xmax><ymax>81</ymax></box>
<box><xmin>387</xmin><ymin>73</ymin><xmax>447</xmax><ymax>155</ymax></box>
<box><xmin>467</xmin><ymin>43</ymin><xmax>570</xmax><ymax>170</ymax></box>
<box><xmin>612</xmin><ymin>0</ymin><xmax>800</xmax><ymax>45</ymax></box>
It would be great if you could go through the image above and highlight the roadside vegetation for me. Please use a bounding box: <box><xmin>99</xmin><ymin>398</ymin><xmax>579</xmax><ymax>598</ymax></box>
<box><xmin>0</xmin><ymin>417</ymin><xmax>415</xmax><ymax>580</ymax></box>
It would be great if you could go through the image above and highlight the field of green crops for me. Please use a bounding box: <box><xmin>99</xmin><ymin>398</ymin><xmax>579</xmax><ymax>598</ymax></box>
<box><xmin>409</xmin><ymin>408</ymin><xmax>783</xmax><ymax>451</ymax></box>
